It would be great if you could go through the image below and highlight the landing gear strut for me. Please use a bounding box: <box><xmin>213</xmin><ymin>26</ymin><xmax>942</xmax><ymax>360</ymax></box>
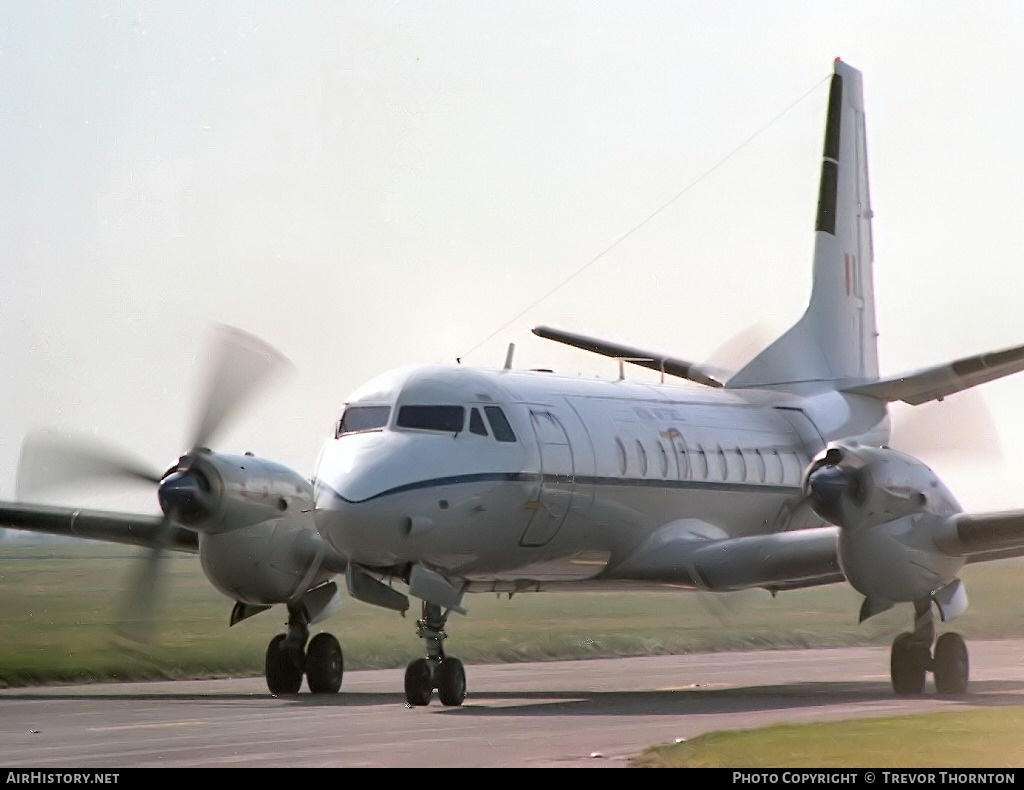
<box><xmin>404</xmin><ymin>600</ymin><xmax>466</xmax><ymax>707</ymax></box>
<box><xmin>264</xmin><ymin>604</ymin><xmax>344</xmax><ymax>695</ymax></box>
<box><xmin>889</xmin><ymin>598</ymin><xmax>968</xmax><ymax>695</ymax></box>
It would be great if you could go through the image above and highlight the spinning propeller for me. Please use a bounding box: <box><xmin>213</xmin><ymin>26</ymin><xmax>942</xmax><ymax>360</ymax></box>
<box><xmin>17</xmin><ymin>324</ymin><xmax>293</xmax><ymax>645</ymax></box>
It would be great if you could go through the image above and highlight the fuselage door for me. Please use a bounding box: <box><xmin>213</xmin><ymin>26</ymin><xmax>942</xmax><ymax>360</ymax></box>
<box><xmin>521</xmin><ymin>410</ymin><xmax>576</xmax><ymax>547</ymax></box>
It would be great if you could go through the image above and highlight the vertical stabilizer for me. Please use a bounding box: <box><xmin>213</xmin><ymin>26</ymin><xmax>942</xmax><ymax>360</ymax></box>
<box><xmin>727</xmin><ymin>59</ymin><xmax>878</xmax><ymax>390</ymax></box>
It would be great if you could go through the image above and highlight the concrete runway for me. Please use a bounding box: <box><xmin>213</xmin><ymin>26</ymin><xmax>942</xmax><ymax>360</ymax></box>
<box><xmin>4</xmin><ymin>639</ymin><xmax>1024</xmax><ymax>768</ymax></box>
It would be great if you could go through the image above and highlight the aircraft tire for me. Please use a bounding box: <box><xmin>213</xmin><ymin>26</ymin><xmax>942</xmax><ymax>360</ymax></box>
<box><xmin>305</xmin><ymin>632</ymin><xmax>344</xmax><ymax>694</ymax></box>
<box><xmin>404</xmin><ymin>657</ymin><xmax>434</xmax><ymax>706</ymax></box>
<box><xmin>890</xmin><ymin>632</ymin><xmax>926</xmax><ymax>695</ymax></box>
<box><xmin>437</xmin><ymin>657</ymin><xmax>466</xmax><ymax>707</ymax></box>
<box><xmin>265</xmin><ymin>633</ymin><xmax>304</xmax><ymax>696</ymax></box>
<box><xmin>933</xmin><ymin>632</ymin><xmax>969</xmax><ymax>694</ymax></box>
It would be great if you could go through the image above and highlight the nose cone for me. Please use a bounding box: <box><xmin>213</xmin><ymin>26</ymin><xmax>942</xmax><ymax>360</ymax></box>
<box><xmin>158</xmin><ymin>468</ymin><xmax>215</xmax><ymax>524</ymax></box>
<box><xmin>806</xmin><ymin>464</ymin><xmax>849</xmax><ymax>524</ymax></box>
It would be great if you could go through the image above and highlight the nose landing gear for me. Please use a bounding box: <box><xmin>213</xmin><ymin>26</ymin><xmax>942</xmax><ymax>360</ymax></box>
<box><xmin>404</xmin><ymin>601</ymin><xmax>467</xmax><ymax>707</ymax></box>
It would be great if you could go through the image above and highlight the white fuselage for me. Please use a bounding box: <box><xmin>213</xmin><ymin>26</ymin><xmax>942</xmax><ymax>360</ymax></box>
<box><xmin>311</xmin><ymin>362</ymin><xmax>887</xmax><ymax>591</ymax></box>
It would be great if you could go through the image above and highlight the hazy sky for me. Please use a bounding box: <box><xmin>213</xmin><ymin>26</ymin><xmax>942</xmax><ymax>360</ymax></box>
<box><xmin>2</xmin><ymin>2</ymin><xmax>1024</xmax><ymax>514</ymax></box>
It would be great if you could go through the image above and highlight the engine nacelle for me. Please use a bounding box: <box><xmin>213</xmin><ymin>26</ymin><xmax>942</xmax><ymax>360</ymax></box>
<box><xmin>197</xmin><ymin>516</ymin><xmax>340</xmax><ymax>606</ymax></box>
<box><xmin>803</xmin><ymin>442</ymin><xmax>966</xmax><ymax>607</ymax></box>
<box><xmin>159</xmin><ymin>449</ymin><xmax>314</xmax><ymax>535</ymax></box>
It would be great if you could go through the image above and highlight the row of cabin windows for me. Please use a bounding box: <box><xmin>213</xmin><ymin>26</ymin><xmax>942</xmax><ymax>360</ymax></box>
<box><xmin>336</xmin><ymin>404</ymin><xmax>516</xmax><ymax>442</ymax></box>
<box><xmin>614</xmin><ymin>435</ymin><xmax>805</xmax><ymax>485</ymax></box>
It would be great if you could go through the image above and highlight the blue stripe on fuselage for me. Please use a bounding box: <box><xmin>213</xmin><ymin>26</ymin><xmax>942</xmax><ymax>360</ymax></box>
<box><xmin>314</xmin><ymin>472</ymin><xmax>800</xmax><ymax>505</ymax></box>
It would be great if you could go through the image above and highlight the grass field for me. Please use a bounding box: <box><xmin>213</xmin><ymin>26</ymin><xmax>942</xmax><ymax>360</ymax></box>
<box><xmin>631</xmin><ymin>708</ymin><xmax>1024</xmax><ymax>767</ymax></box>
<box><xmin>4</xmin><ymin>538</ymin><xmax>1024</xmax><ymax>687</ymax></box>
<box><xmin>5</xmin><ymin>538</ymin><xmax>1024</xmax><ymax>768</ymax></box>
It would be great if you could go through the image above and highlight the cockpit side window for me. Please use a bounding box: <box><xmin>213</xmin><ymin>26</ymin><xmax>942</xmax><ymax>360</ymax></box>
<box><xmin>469</xmin><ymin>408</ymin><xmax>488</xmax><ymax>436</ymax></box>
<box><xmin>336</xmin><ymin>405</ymin><xmax>391</xmax><ymax>438</ymax></box>
<box><xmin>397</xmin><ymin>405</ymin><xmax>465</xmax><ymax>433</ymax></box>
<box><xmin>483</xmin><ymin>406</ymin><xmax>517</xmax><ymax>442</ymax></box>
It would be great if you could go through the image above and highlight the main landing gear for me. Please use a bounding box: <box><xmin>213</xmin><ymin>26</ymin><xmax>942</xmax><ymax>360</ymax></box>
<box><xmin>264</xmin><ymin>603</ymin><xmax>344</xmax><ymax>695</ymax></box>
<box><xmin>404</xmin><ymin>600</ymin><xmax>467</xmax><ymax>707</ymax></box>
<box><xmin>889</xmin><ymin>599</ymin><xmax>969</xmax><ymax>695</ymax></box>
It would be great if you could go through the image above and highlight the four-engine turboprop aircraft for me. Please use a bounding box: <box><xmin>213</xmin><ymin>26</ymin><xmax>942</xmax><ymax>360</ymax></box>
<box><xmin>8</xmin><ymin>58</ymin><xmax>1024</xmax><ymax>705</ymax></box>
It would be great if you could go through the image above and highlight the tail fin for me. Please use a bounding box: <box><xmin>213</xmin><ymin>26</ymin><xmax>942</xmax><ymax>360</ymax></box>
<box><xmin>727</xmin><ymin>59</ymin><xmax>879</xmax><ymax>390</ymax></box>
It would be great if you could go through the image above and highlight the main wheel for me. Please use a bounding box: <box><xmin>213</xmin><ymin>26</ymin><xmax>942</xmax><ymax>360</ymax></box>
<box><xmin>404</xmin><ymin>657</ymin><xmax>434</xmax><ymax>706</ymax></box>
<box><xmin>265</xmin><ymin>633</ymin><xmax>303</xmax><ymax>696</ymax></box>
<box><xmin>437</xmin><ymin>657</ymin><xmax>466</xmax><ymax>707</ymax></box>
<box><xmin>305</xmin><ymin>632</ymin><xmax>344</xmax><ymax>694</ymax></box>
<box><xmin>890</xmin><ymin>631</ymin><xmax>926</xmax><ymax>695</ymax></box>
<box><xmin>933</xmin><ymin>632</ymin><xmax>969</xmax><ymax>694</ymax></box>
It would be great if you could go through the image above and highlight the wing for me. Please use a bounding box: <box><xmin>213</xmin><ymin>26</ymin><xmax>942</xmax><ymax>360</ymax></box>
<box><xmin>602</xmin><ymin>520</ymin><xmax>845</xmax><ymax>592</ymax></box>
<box><xmin>946</xmin><ymin>510</ymin><xmax>1024</xmax><ymax>563</ymax></box>
<box><xmin>600</xmin><ymin>492</ymin><xmax>1024</xmax><ymax>598</ymax></box>
<box><xmin>0</xmin><ymin>501</ymin><xmax>198</xmax><ymax>553</ymax></box>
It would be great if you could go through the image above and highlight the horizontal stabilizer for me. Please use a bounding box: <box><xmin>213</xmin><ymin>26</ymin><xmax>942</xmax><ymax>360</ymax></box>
<box><xmin>532</xmin><ymin>325</ymin><xmax>724</xmax><ymax>387</ymax></box>
<box><xmin>843</xmin><ymin>342</ymin><xmax>1024</xmax><ymax>405</ymax></box>
<box><xmin>0</xmin><ymin>501</ymin><xmax>198</xmax><ymax>553</ymax></box>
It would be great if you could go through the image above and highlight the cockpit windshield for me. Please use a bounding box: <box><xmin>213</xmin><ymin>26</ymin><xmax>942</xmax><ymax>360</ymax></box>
<box><xmin>336</xmin><ymin>405</ymin><xmax>391</xmax><ymax>437</ymax></box>
<box><xmin>397</xmin><ymin>405</ymin><xmax>465</xmax><ymax>433</ymax></box>
<box><xmin>338</xmin><ymin>401</ymin><xmax>517</xmax><ymax>441</ymax></box>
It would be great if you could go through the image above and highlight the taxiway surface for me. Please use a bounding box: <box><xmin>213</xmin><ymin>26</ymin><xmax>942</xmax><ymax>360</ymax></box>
<box><xmin>4</xmin><ymin>640</ymin><xmax>1024</xmax><ymax>768</ymax></box>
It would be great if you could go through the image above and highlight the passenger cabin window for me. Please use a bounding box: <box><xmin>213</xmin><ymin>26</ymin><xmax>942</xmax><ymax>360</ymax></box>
<box><xmin>726</xmin><ymin>447</ymin><xmax>745</xmax><ymax>482</ymax></box>
<box><xmin>748</xmin><ymin>449</ymin><xmax>766</xmax><ymax>483</ymax></box>
<box><xmin>469</xmin><ymin>408</ymin><xmax>488</xmax><ymax>436</ymax></box>
<box><xmin>675</xmin><ymin>440</ymin><xmax>690</xmax><ymax>479</ymax></box>
<box><xmin>635</xmin><ymin>440</ymin><xmax>648</xmax><ymax>477</ymax></box>
<box><xmin>764</xmin><ymin>448</ymin><xmax>784</xmax><ymax>484</ymax></box>
<box><xmin>483</xmin><ymin>406</ymin><xmax>517</xmax><ymax>442</ymax></box>
<box><xmin>780</xmin><ymin>450</ymin><xmax>803</xmax><ymax>485</ymax></box>
<box><xmin>336</xmin><ymin>405</ymin><xmax>391</xmax><ymax>438</ymax></box>
<box><xmin>397</xmin><ymin>405</ymin><xmax>465</xmax><ymax>433</ymax></box>
<box><xmin>693</xmin><ymin>445</ymin><xmax>709</xmax><ymax>480</ymax></box>
<box><xmin>615</xmin><ymin>437</ymin><xmax>628</xmax><ymax>476</ymax></box>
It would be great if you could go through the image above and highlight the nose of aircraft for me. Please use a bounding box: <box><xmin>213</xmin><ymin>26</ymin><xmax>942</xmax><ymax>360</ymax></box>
<box><xmin>311</xmin><ymin>437</ymin><xmax>415</xmax><ymax>565</ymax></box>
<box><xmin>313</xmin><ymin>482</ymin><xmax>416</xmax><ymax>567</ymax></box>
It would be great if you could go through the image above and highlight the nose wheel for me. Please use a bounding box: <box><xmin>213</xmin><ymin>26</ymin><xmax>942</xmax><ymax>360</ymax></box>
<box><xmin>403</xmin><ymin>601</ymin><xmax>467</xmax><ymax>707</ymax></box>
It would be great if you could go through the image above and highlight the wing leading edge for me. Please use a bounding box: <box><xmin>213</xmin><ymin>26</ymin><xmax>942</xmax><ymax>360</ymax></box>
<box><xmin>0</xmin><ymin>501</ymin><xmax>198</xmax><ymax>553</ymax></box>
